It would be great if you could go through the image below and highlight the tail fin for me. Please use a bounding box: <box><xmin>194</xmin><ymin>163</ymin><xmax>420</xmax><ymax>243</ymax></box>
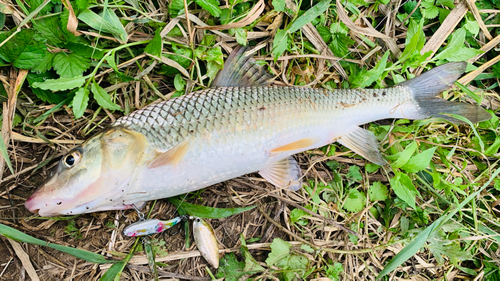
<box><xmin>399</xmin><ymin>62</ymin><xmax>490</xmax><ymax>123</ymax></box>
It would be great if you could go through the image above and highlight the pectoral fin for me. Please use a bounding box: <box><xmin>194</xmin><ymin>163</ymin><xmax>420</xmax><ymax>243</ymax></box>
<box><xmin>259</xmin><ymin>156</ymin><xmax>302</xmax><ymax>191</ymax></box>
<box><xmin>270</xmin><ymin>137</ymin><xmax>320</xmax><ymax>154</ymax></box>
<box><xmin>338</xmin><ymin>127</ymin><xmax>386</xmax><ymax>166</ymax></box>
<box><xmin>147</xmin><ymin>139</ymin><xmax>190</xmax><ymax>169</ymax></box>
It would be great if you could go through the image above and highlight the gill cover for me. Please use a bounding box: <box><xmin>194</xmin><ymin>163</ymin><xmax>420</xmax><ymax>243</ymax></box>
<box><xmin>25</xmin><ymin>127</ymin><xmax>150</xmax><ymax>216</ymax></box>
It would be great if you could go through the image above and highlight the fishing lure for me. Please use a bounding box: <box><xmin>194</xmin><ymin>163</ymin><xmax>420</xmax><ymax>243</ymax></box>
<box><xmin>193</xmin><ymin>217</ymin><xmax>219</xmax><ymax>268</ymax></box>
<box><xmin>123</xmin><ymin>216</ymin><xmax>185</xmax><ymax>237</ymax></box>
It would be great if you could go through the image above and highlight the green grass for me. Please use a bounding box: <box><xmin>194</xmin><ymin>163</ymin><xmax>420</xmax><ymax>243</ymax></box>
<box><xmin>0</xmin><ymin>0</ymin><xmax>499</xmax><ymax>279</ymax></box>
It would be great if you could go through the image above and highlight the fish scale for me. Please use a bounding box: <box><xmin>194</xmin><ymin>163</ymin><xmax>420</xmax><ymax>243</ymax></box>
<box><xmin>113</xmin><ymin>86</ymin><xmax>408</xmax><ymax>152</ymax></box>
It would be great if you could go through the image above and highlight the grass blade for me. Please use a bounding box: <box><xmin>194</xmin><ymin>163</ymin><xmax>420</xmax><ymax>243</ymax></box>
<box><xmin>378</xmin><ymin>167</ymin><xmax>500</xmax><ymax>279</ymax></box>
<box><xmin>0</xmin><ymin>224</ymin><xmax>113</xmax><ymax>264</ymax></box>
<box><xmin>168</xmin><ymin>197</ymin><xmax>255</xmax><ymax>219</ymax></box>
<box><xmin>288</xmin><ymin>0</ymin><xmax>331</xmax><ymax>33</ymax></box>
<box><xmin>0</xmin><ymin>135</ymin><xmax>14</xmax><ymax>174</ymax></box>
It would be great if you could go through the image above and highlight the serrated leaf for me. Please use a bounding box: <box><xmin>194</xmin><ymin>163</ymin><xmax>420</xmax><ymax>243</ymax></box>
<box><xmin>0</xmin><ymin>29</ymin><xmax>49</xmax><ymax>69</ymax></box>
<box><xmin>369</xmin><ymin>182</ymin><xmax>388</xmax><ymax>201</ymax></box>
<box><xmin>266</xmin><ymin>238</ymin><xmax>291</xmax><ymax>266</ymax></box>
<box><xmin>288</xmin><ymin>0</ymin><xmax>331</xmax><ymax>33</ymax></box>
<box><xmin>53</xmin><ymin>52</ymin><xmax>90</xmax><ymax>78</ymax></box>
<box><xmin>346</xmin><ymin>166</ymin><xmax>362</xmax><ymax>182</ymax></box>
<box><xmin>390</xmin><ymin>172</ymin><xmax>419</xmax><ymax>209</ymax></box>
<box><xmin>272</xmin><ymin>0</ymin><xmax>285</xmax><ymax>12</ymax></box>
<box><xmin>215</xmin><ymin>253</ymin><xmax>245</xmax><ymax>281</ymax></box>
<box><xmin>343</xmin><ymin>189</ymin><xmax>366</xmax><ymax>213</ymax></box>
<box><xmin>91</xmin><ymin>83</ymin><xmax>121</xmax><ymax>111</ymax></box>
<box><xmin>31</xmin><ymin>52</ymin><xmax>55</xmax><ymax>74</ymax></box>
<box><xmin>317</xmin><ymin>26</ymin><xmax>332</xmax><ymax>43</ymax></box>
<box><xmin>464</xmin><ymin>18</ymin><xmax>479</xmax><ymax>35</ymax></box>
<box><xmin>365</xmin><ymin>163</ymin><xmax>380</xmax><ymax>173</ymax></box>
<box><xmin>71</xmin><ymin>87</ymin><xmax>89</xmax><ymax>118</ymax></box>
<box><xmin>421</xmin><ymin>0</ymin><xmax>439</xmax><ymax>19</ymax></box>
<box><xmin>272</xmin><ymin>29</ymin><xmax>288</xmax><ymax>61</ymax></box>
<box><xmin>32</xmin><ymin>76</ymin><xmax>87</xmax><ymax>91</ymax></box>
<box><xmin>229</xmin><ymin>28</ymin><xmax>247</xmax><ymax>46</ymax></box>
<box><xmin>329</xmin><ymin>32</ymin><xmax>354</xmax><ymax>57</ymax></box>
<box><xmin>401</xmin><ymin>147</ymin><xmax>437</xmax><ymax>173</ymax></box>
<box><xmin>300</xmin><ymin>244</ymin><xmax>314</xmax><ymax>253</ymax></box>
<box><xmin>144</xmin><ymin>29</ymin><xmax>162</xmax><ymax>58</ymax></box>
<box><xmin>194</xmin><ymin>0</ymin><xmax>222</xmax><ymax>17</ymax></box>
<box><xmin>33</xmin><ymin>16</ymin><xmax>66</xmax><ymax>45</ymax></box>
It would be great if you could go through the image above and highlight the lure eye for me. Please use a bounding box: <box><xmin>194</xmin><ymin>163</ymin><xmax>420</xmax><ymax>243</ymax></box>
<box><xmin>63</xmin><ymin>151</ymin><xmax>81</xmax><ymax>168</ymax></box>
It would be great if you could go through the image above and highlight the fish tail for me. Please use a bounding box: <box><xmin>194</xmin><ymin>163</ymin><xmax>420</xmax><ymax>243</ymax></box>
<box><xmin>400</xmin><ymin>62</ymin><xmax>490</xmax><ymax>123</ymax></box>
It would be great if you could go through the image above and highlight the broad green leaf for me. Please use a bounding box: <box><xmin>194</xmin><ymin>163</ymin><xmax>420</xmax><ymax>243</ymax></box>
<box><xmin>369</xmin><ymin>182</ymin><xmax>388</xmax><ymax>201</ymax></box>
<box><xmin>444</xmin><ymin>47</ymin><xmax>483</xmax><ymax>62</ymax></box>
<box><xmin>401</xmin><ymin>147</ymin><xmax>437</xmax><ymax>173</ymax></box>
<box><xmin>71</xmin><ymin>87</ymin><xmax>90</xmax><ymax>118</ymax></box>
<box><xmin>78</xmin><ymin>9</ymin><xmax>128</xmax><ymax>43</ymax></box>
<box><xmin>31</xmin><ymin>52</ymin><xmax>55</xmax><ymax>74</ymax></box>
<box><xmin>229</xmin><ymin>28</ymin><xmax>247</xmax><ymax>46</ymax></box>
<box><xmin>32</xmin><ymin>75</ymin><xmax>87</xmax><ymax>91</ymax></box>
<box><xmin>144</xmin><ymin>29</ymin><xmax>163</xmax><ymax>58</ymax></box>
<box><xmin>365</xmin><ymin>163</ymin><xmax>380</xmax><ymax>173</ymax></box>
<box><xmin>0</xmin><ymin>29</ymin><xmax>49</xmax><ymax>69</ymax></box>
<box><xmin>317</xmin><ymin>26</ymin><xmax>332</xmax><ymax>43</ymax></box>
<box><xmin>434</xmin><ymin>28</ymin><xmax>465</xmax><ymax>61</ymax></box>
<box><xmin>343</xmin><ymin>189</ymin><xmax>366</xmax><ymax>213</ymax></box>
<box><xmin>272</xmin><ymin>0</ymin><xmax>285</xmax><ymax>12</ymax></box>
<box><xmin>272</xmin><ymin>29</ymin><xmax>288</xmax><ymax>61</ymax></box>
<box><xmin>27</xmin><ymin>73</ymin><xmax>68</xmax><ymax>104</ymax></box>
<box><xmin>168</xmin><ymin>198</ymin><xmax>255</xmax><ymax>219</ymax></box>
<box><xmin>91</xmin><ymin>83</ymin><xmax>121</xmax><ymax>111</ymax></box>
<box><xmin>329</xmin><ymin>32</ymin><xmax>354</xmax><ymax>57</ymax></box>
<box><xmin>420</xmin><ymin>0</ymin><xmax>439</xmax><ymax>19</ymax></box>
<box><xmin>0</xmin><ymin>224</ymin><xmax>112</xmax><ymax>263</ymax></box>
<box><xmin>240</xmin><ymin>234</ymin><xmax>264</xmax><ymax>273</ymax></box>
<box><xmin>390</xmin><ymin>172</ymin><xmax>419</xmax><ymax>209</ymax></box>
<box><xmin>391</xmin><ymin>141</ymin><xmax>418</xmax><ymax>168</ymax></box>
<box><xmin>358</xmin><ymin>51</ymin><xmax>389</xmax><ymax>88</ymax></box>
<box><xmin>173</xmin><ymin>73</ymin><xmax>185</xmax><ymax>91</ymax></box>
<box><xmin>265</xmin><ymin>238</ymin><xmax>291</xmax><ymax>266</ymax></box>
<box><xmin>194</xmin><ymin>0</ymin><xmax>222</xmax><ymax>17</ymax></box>
<box><xmin>346</xmin><ymin>166</ymin><xmax>362</xmax><ymax>182</ymax></box>
<box><xmin>216</xmin><ymin>253</ymin><xmax>245</xmax><ymax>281</ymax></box>
<box><xmin>53</xmin><ymin>52</ymin><xmax>90</xmax><ymax>78</ymax></box>
<box><xmin>288</xmin><ymin>0</ymin><xmax>331</xmax><ymax>33</ymax></box>
<box><xmin>33</xmin><ymin>16</ymin><xmax>66</xmax><ymax>45</ymax></box>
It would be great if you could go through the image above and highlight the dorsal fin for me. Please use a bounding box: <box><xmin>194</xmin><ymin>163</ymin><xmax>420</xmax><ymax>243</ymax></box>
<box><xmin>212</xmin><ymin>46</ymin><xmax>273</xmax><ymax>87</ymax></box>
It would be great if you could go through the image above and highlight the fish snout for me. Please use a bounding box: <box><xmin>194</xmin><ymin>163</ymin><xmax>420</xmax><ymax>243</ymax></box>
<box><xmin>25</xmin><ymin>191</ymin><xmax>62</xmax><ymax>216</ymax></box>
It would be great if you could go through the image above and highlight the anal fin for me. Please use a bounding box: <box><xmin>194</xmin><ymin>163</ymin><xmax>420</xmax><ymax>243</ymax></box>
<box><xmin>270</xmin><ymin>137</ymin><xmax>320</xmax><ymax>154</ymax></box>
<box><xmin>147</xmin><ymin>139</ymin><xmax>190</xmax><ymax>169</ymax></box>
<box><xmin>259</xmin><ymin>156</ymin><xmax>303</xmax><ymax>191</ymax></box>
<box><xmin>338</xmin><ymin>127</ymin><xmax>387</xmax><ymax>166</ymax></box>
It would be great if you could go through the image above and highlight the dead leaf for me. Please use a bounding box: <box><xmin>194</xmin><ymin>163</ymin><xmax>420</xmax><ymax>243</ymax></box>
<box><xmin>61</xmin><ymin>0</ymin><xmax>82</xmax><ymax>36</ymax></box>
<box><xmin>197</xmin><ymin>0</ymin><xmax>265</xmax><ymax>31</ymax></box>
<box><xmin>336</xmin><ymin>0</ymin><xmax>389</xmax><ymax>39</ymax></box>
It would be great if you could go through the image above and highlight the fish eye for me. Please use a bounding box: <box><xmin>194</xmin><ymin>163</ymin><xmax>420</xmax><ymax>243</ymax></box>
<box><xmin>63</xmin><ymin>151</ymin><xmax>81</xmax><ymax>168</ymax></box>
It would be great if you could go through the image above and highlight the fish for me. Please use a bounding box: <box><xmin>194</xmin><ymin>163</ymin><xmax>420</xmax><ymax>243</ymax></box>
<box><xmin>123</xmin><ymin>216</ymin><xmax>184</xmax><ymax>237</ymax></box>
<box><xmin>192</xmin><ymin>217</ymin><xmax>219</xmax><ymax>268</ymax></box>
<box><xmin>24</xmin><ymin>47</ymin><xmax>491</xmax><ymax>217</ymax></box>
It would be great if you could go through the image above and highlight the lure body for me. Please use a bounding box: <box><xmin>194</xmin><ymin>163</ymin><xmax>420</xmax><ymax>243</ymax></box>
<box><xmin>123</xmin><ymin>217</ymin><xmax>183</xmax><ymax>237</ymax></box>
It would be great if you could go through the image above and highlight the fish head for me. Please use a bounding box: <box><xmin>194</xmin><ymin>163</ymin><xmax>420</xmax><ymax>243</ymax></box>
<box><xmin>25</xmin><ymin>127</ymin><xmax>149</xmax><ymax>216</ymax></box>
